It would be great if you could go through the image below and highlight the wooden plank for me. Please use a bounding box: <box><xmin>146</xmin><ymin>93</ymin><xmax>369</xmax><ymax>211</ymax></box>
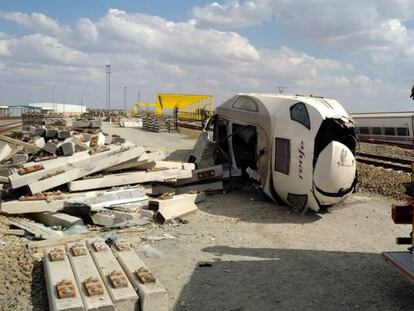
<box><xmin>68</xmin><ymin>168</ymin><xmax>193</xmax><ymax>192</ymax></box>
<box><xmin>113</xmin><ymin>241</ymin><xmax>169</xmax><ymax>311</ymax></box>
<box><xmin>43</xmin><ymin>247</ymin><xmax>84</xmax><ymax>311</ymax></box>
<box><xmin>66</xmin><ymin>242</ymin><xmax>114</xmax><ymax>311</ymax></box>
<box><xmin>87</xmin><ymin>238</ymin><xmax>139</xmax><ymax>311</ymax></box>
<box><xmin>28</xmin><ymin>145</ymin><xmax>145</xmax><ymax>194</ymax></box>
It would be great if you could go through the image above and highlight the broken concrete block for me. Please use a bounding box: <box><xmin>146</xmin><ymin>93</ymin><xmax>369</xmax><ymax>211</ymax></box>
<box><xmin>150</xmin><ymin>194</ymin><xmax>198</xmax><ymax>224</ymax></box>
<box><xmin>104</xmin><ymin>134</ymin><xmax>112</xmax><ymax>145</ymax></box>
<box><xmin>89</xmin><ymin>132</ymin><xmax>105</xmax><ymax>147</ymax></box>
<box><xmin>35</xmin><ymin>128</ymin><xmax>46</xmax><ymax>136</ymax></box>
<box><xmin>91</xmin><ymin>212</ymin><xmax>122</xmax><ymax>227</ymax></box>
<box><xmin>111</xmin><ymin>136</ymin><xmax>126</xmax><ymax>144</ymax></box>
<box><xmin>57</xmin><ymin>130</ymin><xmax>71</xmax><ymax>139</ymax></box>
<box><xmin>31</xmin><ymin>212</ymin><xmax>83</xmax><ymax>228</ymax></box>
<box><xmin>31</xmin><ymin>136</ymin><xmax>45</xmax><ymax>148</ymax></box>
<box><xmin>0</xmin><ymin>167</ymin><xmax>12</xmax><ymax>177</ymax></box>
<box><xmin>61</xmin><ymin>142</ymin><xmax>75</xmax><ymax>156</ymax></box>
<box><xmin>0</xmin><ymin>144</ymin><xmax>12</xmax><ymax>162</ymax></box>
<box><xmin>11</xmin><ymin>153</ymin><xmax>29</xmax><ymax>164</ymax></box>
<box><xmin>43</xmin><ymin>247</ymin><xmax>84</xmax><ymax>311</ymax></box>
<box><xmin>113</xmin><ymin>240</ymin><xmax>169</xmax><ymax>311</ymax></box>
<box><xmin>42</xmin><ymin>141</ymin><xmax>59</xmax><ymax>155</ymax></box>
<box><xmin>29</xmin><ymin>126</ymin><xmax>37</xmax><ymax>136</ymax></box>
<box><xmin>45</xmin><ymin>128</ymin><xmax>58</xmax><ymax>138</ymax></box>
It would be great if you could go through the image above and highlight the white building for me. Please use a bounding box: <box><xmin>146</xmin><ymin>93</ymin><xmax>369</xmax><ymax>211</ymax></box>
<box><xmin>29</xmin><ymin>102</ymin><xmax>87</xmax><ymax>114</ymax></box>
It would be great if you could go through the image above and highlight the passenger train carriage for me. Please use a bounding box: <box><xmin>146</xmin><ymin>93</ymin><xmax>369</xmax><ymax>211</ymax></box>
<box><xmin>351</xmin><ymin>112</ymin><xmax>414</xmax><ymax>146</ymax></box>
<box><xmin>201</xmin><ymin>93</ymin><xmax>358</xmax><ymax>212</ymax></box>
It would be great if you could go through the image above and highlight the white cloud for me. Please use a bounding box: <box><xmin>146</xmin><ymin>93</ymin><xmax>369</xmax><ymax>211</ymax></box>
<box><xmin>0</xmin><ymin>11</ymin><xmax>68</xmax><ymax>35</ymax></box>
<box><xmin>191</xmin><ymin>0</ymin><xmax>271</xmax><ymax>28</ymax></box>
<box><xmin>0</xmin><ymin>8</ymin><xmax>408</xmax><ymax>112</ymax></box>
<box><xmin>191</xmin><ymin>0</ymin><xmax>414</xmax><ymax>61</ymax></box>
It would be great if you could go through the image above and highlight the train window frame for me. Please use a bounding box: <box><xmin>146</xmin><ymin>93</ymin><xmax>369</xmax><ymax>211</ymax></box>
<box><xmin>372</xmin><ymin>127</ymin><xmax>382</xmax><ymax>135</ymax></box>
<box><xmin>232</xmin><ymin>96</ymin><xmax>259</xmax><ymax>112</ymax></box>
<box><xmin>397</xmin><ymin>127</ymin><xmax>410</xmax><ymax>136</ymax></box>
<box><xmin>384</xmin><ymin>127</ymin><xmax>395</xmax><ymax>136</ymax></box>
<box><xmin>274</xmin><ymin>137</ymin><xmax>290</xmax><ymax>175</ymax></box>
<box><xmin>359</xmin><ymin>127</ymin><xmax>369</xmax><ymax>135</ymax></box>
<box><xmin>290</xmin><ymin>102</ymin><xmax>311</xmax><ymax>130</ymax></box>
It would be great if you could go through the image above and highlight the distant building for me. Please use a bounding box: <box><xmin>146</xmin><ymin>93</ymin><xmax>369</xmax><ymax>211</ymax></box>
<box><xmin>8</xmin><ymin>105</ymin><xmax>42</xmax><ymax>117</ymax></box>
<box><xmin>29</xmin><ymin>102</ymin><xmax>87</xmax><ymax>115</ymax></box>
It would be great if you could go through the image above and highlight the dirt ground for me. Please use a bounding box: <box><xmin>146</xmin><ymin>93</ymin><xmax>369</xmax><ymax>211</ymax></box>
<box><xmin>1</xmin><ymin>123</ymin><xmax>413</xmax><ymax>311</ymax></box>
<box><xmin>102</xmin><ymin>123</ymin><xmax>414</xmax><ymax>311</ymax></box>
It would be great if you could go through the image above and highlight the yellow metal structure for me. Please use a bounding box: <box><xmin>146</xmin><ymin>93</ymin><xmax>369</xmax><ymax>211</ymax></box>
<box><xmin>134</xmin><ymin>93</ymin><xmax>213</xmax><ymax>120</ymax></box>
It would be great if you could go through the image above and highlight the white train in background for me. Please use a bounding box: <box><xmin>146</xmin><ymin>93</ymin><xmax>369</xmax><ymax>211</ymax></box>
<box><xmin>351</xmin><ymin>112</ymin><xmax>414</xmax><ymax>146</ymax></box>
<box><xmin>193</xmin><ymin>93</ymin><xmax>358</xmax><ymax>212</ymax></box>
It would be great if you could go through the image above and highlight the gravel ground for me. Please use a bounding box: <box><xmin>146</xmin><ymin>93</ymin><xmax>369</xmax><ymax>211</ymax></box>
<box><xmin>358</xmin><ymin>142</ymin><xmax>414</xmax><ymax>159</ymax></box>
<box><xmin>0</xmin><ymin>215</ymin><xmax>47</xmax><ymax>311</ymax></box>
<box><xmin>357</xmin><ymin>163</ymin><xmax>410</xmax><ymax>201</ymax></box>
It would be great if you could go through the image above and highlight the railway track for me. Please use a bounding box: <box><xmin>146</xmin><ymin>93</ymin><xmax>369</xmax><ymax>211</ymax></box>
<box><xmin>0</xmin><ymin>122</ymin><xmax>22</xmax><ymax>134</ymax></box>
<box><xmin>356</xmin><ymin>151</ymin><xmax>413</xmax><ymax>172</ymax></box>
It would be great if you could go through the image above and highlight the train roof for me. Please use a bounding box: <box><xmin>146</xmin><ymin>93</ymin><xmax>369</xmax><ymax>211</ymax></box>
<box><xmin>350</xmin><ymin>111</ymin><xmax>414</xmax><ymax>118</ymax></box>
<box><xmin>216</xmin><ymin>93</ymin><xmax>350</xmax><ymax>121</ymax></box>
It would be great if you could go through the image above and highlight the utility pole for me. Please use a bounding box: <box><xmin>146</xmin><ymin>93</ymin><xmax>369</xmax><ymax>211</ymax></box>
<box><xmin>52</xmin><ymin>85</ymin><xmax>57</xmax><ymax>113</ymax></box>
<box><xmin>137</xmin><ymin>91</ymin><xmax>141</xmax><ymax>103</ymax></box>
<box><xmin>106</xmin><ymin>65</ymin><xmax>111</xmax><ymax>111</ymax></box>
<box><xmin>123</xmin><ymin>86</ymin><xmax>127</xmax><ymax>113</ymax></box>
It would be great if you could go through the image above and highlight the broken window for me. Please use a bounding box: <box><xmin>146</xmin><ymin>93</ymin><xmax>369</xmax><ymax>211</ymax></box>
<box><xmin>232</xmin><ymin>96</ymin><xmax>258</xmax><ymax>112</ymax></box>
<box><xmin>232</xmin><ymin>124</ymin><xmax>258</xmax><ymax>171</ymax></box>
<box><xmin>290</xmin><ymin>102</ymin><xmax>310</xmax><ymax>129</ymax></box>
<box><xmin>275</xmin><ymin>138</ymin><xmax>290</xmax><ymax>175</ymax></box>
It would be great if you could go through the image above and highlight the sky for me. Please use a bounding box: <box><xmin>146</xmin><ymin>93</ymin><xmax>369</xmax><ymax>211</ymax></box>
<box><xmin>0</xmin><ymin>0</ymin><xmax>413</xmax><ymax>112</ymax></box>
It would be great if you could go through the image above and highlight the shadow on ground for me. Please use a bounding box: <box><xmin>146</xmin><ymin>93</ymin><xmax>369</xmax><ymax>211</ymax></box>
<box><xmin>166</xmin><ymin>149</ymin><xmax>193</xmax><ymax>161</ymax></box>
<box><xmin>174</xmin><ymin>246</ymin><xmax>414</xmax><ymax>311</ymax></box>
<box><xmin>198</xmin><ymin>189</ymin><xmax>322</xmax><ymax>224</ymax></box>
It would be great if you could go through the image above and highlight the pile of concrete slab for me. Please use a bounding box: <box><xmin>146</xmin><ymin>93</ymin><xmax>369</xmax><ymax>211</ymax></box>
<box><xmin>0</xmin><ymin>119</ymin><xmax>226</xmax><ymax>242</ymax></box>
<box><xmin>142</xmin><ymin>115</ymin><xmax>178</xmax><ymax>133</ymax></box>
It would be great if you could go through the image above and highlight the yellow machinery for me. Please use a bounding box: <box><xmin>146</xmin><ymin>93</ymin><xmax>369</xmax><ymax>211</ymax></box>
<box><xmin>134</xmin><ymin>93</ymin><xmax>214</xmax><ymax>121</ymax></box>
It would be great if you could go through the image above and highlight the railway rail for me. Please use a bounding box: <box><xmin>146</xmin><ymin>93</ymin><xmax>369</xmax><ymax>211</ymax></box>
<box><xmin>356</xmin><ymin>151</ymin><xmax>413</xmax><ymax>172</ymax></box>
<box><xmin>0</xmin><ymin>122</ymin><xmax>22</xmax><ymax>134</ymax></box>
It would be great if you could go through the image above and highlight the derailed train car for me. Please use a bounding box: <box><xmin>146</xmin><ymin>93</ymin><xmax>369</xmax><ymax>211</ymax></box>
<box><xmin>197</xmin><ymin>93</ymin><xmax>358</xmax><ymax>212</ymax></box>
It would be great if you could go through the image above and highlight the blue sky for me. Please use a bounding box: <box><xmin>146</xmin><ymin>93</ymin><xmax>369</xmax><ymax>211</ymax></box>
<box><xmin>0</xmin><ymin>0</ymin><xmax>413</xmax><ymax>111</ymax></box>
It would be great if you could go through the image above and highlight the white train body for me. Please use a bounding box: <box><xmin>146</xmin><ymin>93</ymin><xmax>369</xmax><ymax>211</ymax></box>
<box><xmin>207</xmin><ymin>93</ymin><xmax>357</xmax><ymax>212</ymax></box>
<box><xmin>351</xmin><ymin>112</ymin><xmax>414</xmax><ymax>145</ymax></box>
